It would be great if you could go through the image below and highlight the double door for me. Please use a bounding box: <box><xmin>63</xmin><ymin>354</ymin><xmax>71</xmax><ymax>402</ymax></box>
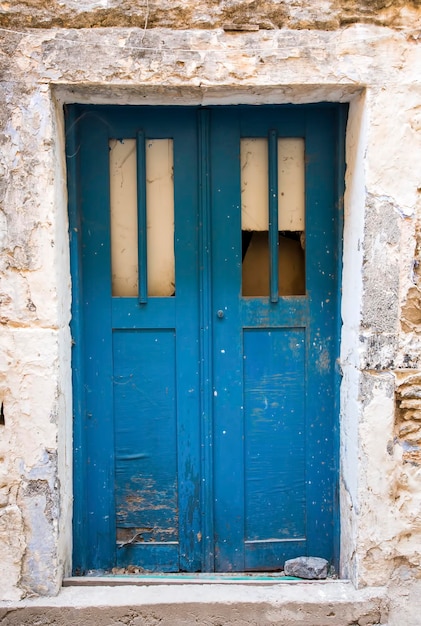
<box><xmin>67</xmin><ymin>104</ymin><xmax>344</xmax><ymax>573</ymax></box>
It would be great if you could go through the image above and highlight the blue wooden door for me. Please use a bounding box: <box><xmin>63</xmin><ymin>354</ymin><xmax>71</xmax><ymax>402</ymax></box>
<box><xmin>67</xmin><ymin>104</ymin><xmax>345</xmax><ymax>574</ymax></box>
<box><xmin>209</xmin><ymin>107</ymin><xmax>343</xmax><ymax>571</ymax></box>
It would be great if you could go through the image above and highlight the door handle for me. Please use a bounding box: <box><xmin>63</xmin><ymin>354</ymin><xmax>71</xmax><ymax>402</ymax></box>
<box><xmin>217</xmin><ymin>310</ymin><xmax>224</xmax><ymax>319</ymax></box>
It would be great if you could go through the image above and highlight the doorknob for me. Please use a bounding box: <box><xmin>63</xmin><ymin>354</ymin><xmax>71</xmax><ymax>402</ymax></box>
<box><xmin>217</xmin><ymin>310</ymin><xmax>224</xmax><ymax>319</ymax></box>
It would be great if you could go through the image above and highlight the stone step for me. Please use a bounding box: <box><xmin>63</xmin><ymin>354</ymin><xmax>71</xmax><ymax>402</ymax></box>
<box><xmin>0</xmin><ymin>581</ymin><xmax>388</xmax><ymax>625</ymax></box>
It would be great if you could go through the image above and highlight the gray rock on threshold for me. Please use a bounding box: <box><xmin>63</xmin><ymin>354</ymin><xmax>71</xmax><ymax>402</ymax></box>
<box><xmin>284</xmin><ymin>556</ymin><xmax>329</xmax><ymax>579</ymax></box>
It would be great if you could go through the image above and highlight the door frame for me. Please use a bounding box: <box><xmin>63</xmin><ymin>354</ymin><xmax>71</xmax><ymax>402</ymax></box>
<box><xmin>66</xmin><ymin>102</ymin><xmax>347</xmax><ymax>575</ymax></box>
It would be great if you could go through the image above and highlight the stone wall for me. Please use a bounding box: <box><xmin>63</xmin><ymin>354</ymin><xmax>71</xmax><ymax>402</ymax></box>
<box><xmin>0</xmin><ymin>1</ymin><xmax>421</xmax><ymax>623</ymax></box>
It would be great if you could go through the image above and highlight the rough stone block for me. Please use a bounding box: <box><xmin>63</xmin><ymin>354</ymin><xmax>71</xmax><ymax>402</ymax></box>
<box><xmin>284</xmin><ymin>556</ymin><xmax>329</xmax><ymax>579</ymax></box>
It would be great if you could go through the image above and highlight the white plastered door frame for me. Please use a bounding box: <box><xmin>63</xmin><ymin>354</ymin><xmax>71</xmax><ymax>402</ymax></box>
<box><xmin>53</xmin><ymin>83</ymin><xmax>366</xmax><ymax>584</ymax></box>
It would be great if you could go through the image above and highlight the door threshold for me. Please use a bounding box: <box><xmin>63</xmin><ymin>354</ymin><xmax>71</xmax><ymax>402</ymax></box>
<box><xmin>63</xmin><ymin>573</ymin><xmax>343</xmax><ymax>587</ymax></box>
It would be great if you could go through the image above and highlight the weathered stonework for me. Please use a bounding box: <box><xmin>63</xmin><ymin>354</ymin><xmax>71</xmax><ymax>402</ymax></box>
<box><xmin>402</xmin><ymin>220</ymin><xmax>421</xmax><ymax>336</ymax></box>
<box><xmin>395</xmin><ymin>371</ymin><xmax>421</xmax><ymax>465</ymax></box>
<box><xmin>0</xmin><ymin>1</ymin><xmax>421</xmax><ymax>623</ymax></box>
<box><xmin>353</xmin><ymin>371</ymin><xmax>421</xmax><ymax>588</ymax></box>
<box><xmin>0</xmin><ymin>0</ymin><xmax>421</xmax><ymax>31</ymax></box>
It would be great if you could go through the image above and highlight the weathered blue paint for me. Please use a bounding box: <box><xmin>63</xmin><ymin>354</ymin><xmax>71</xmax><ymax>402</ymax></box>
<box><xmin>198</xmin><ymin>108</ymin><xmax>215</xmax><ymax>572</ymax></box>
<box><xmin>66</xmin><ymin>104</ymin><xmax>346</xmax><ymax>574</ymax></box>
<box><xmin>243</xmin><ymin>328</ymin><xmax>306</xmax><ymax>570</ymax></box>
<box><xmin>114</xmin><ymin>329</ymin><xmax>179</xmax><ymax>570</ymax></box>
<box><xmin>65</xmin><ymin>105</ymin><xmax>89</xmax><ymax>574</ymax></box>
<box><xmin>304</xmin><ymin>111</ymin><xmax>338</xmax><ymax>562</ymax></box>
<box><xmin>76</xmin><ymin>109</ymin><xmax>116</xmax><ymax>571</ymax></box>
<box><xmin>210</xmin><ymin>108</ymin><xmax>246</xmax><ymax>571</ymax></box>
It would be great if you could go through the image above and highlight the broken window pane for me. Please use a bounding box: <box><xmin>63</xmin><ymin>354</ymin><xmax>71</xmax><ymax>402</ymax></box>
<box><xmin>241</xmin><ymin>137</ymin><xmax>306</xmax><ymax>296</ymax></box>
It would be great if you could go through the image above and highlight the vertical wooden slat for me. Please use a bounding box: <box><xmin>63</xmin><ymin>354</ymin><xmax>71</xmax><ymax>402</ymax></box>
<box><xmin>268</xmin><ymin>129</ymin><xmax>279</xmax><ymax>303</ymax></box>
<box><xmin>137</xmin><ymin>130</ymin><xmax>148</xmax><ymax>304</ymax></box>
<box><xmin>304</xmin><ymin>108</ymin><xmax>338</xmax><ymax>564</ymax></box>
<box><xmin>65</xmin><ymin>104</ymin><xmax>88</xmax><ymax>574</ymax></box>
<box><xmin>198</xmin><ymin>109</ymin><xmax>214</xmax><ymax>571</ymax></box>
<box><xmin>173</xmin><ymin>112</ymin><xmax>202</xmax><ymax>572</ymax></box>
<box><xmin>211</xmin><ymin>108</ymin><xmax>245</xmax><ymax>572</ymax></box>
<box><xmin>79</xmin><ymin>109</ymin><xmax>117</xmax><ymax>570</ymax></box>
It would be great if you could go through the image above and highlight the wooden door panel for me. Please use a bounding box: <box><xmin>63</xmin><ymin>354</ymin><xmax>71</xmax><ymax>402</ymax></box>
<box><xmin>114</xmin><ymin>330</ymin><xmax>179</xmax><ymax>570</ymax></box>
<box><xmin>244</xmin><ymin>328</ymin><xmax>306</xmax><ymax>539</ymax></box>
<box><xmin>244</xmin><ymin>328</ymin><xmax>306</xmax><ymax>570</ymax></box>
<box><xmin>210</xmin><ymin>106</ymin><xmax>343</xmax><ymax>571</ymax></box>
<box><xmin>69</xmin><ymin>105</ymin><xmax>202</xmax><ymax>573</ymax></box>
<box><xmin>68</xmin><ymin>104</ymin><xmax>344</xmax><ymax>574</ymax></box>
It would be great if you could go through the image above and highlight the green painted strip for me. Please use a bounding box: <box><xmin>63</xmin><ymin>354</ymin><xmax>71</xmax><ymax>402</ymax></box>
<box><xmin>102</xmin><ymin>574</ymin><xmax>302</xmax><ymax>581</ymax></box>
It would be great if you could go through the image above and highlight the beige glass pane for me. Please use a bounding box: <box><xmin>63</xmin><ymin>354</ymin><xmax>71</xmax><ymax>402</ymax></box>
<box><xmin>146</xmin><ymin>139</ymin><xmax>175</xmax><ymax>297</ymax></box>
<box><xmin>278</xmin><ymin>138</ymin><xmax>305</xmax><ymax>230</ymax></box>
<box><xmin>241</xmin><ymin>137</ymin><xmax>305</xmax><ymax>297</ymax></box>
<box><xmin>241</xmin><ymin>138</ymin><xmax>305</xmax><ymax>232</ymax></box>
<box><xmin>110</xmin><ymin>138</ymin><xmax>175</xmax><ymax>298</ymax></box>
<box><xmin>110</xmin><ymin>138</ymin><xmax>138</xmax><ymax>297</ymax></box>
<box><xmin>241</xmin><ymin>138</ymin><xmax>269</xmax><ymax>231</ymax></box>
